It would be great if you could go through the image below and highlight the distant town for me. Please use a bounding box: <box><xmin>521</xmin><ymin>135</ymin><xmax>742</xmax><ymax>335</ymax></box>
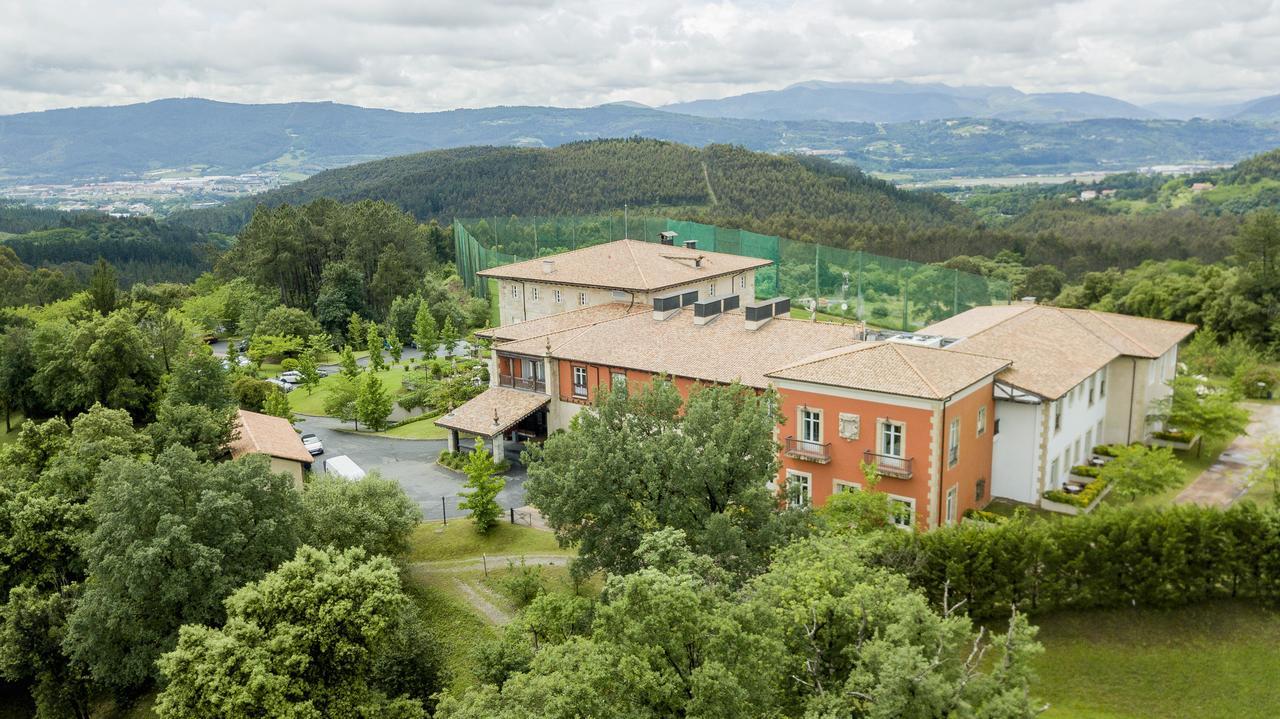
<box><xmin>0</xmin><ymin>170</ymin><xmax>289</xmax><ymax>216</ymax></box>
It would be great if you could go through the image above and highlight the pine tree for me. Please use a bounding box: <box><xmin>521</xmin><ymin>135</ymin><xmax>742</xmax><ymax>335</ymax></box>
<box><xmin>298</xmin><ymin>337</ymin><xmax>323</xmax><ymax>395</ymax></box>
<box><xmin>356</xmin><ymin>371</ymin><xmax>393</xmax><ymax>432</ymax></box>
<box><xmin>439</xmin><ymin>316</ymin><xmax>459</xmax><ymax>362</ymax></box>
<box><xmin>386</xmin><ymin>328</ymin><xmax>403</xmax><ymax>366</ymax></box>
<box><xmin>366</xmin><ymin>323</ymin><xmax>385</xmax><ymax>373</ymax></box>
<box><xmin>413</xmin><ymin>304</ymin><xmax>438</xmax><ymax>359</ymax></box>
<box><xmin>88</xmin><ymin>257</ymin><xmax>118</xmax><ymax>315</ymax></box>
<box><xmin>339</xmin><ymin>345</ymin><xmax>361</xmax><ymax>379</ymax></box>
<box><xmin>262</xmin><ymin>388</ymin><xmax>296</xmax><ymax>425</ymax></box>
<box><xmin>346</xmin><ymin>312</ymin><xmax>365</xmax><ymax>348</ymax></box>
<box><xmin>459</xmin><ymin>447</ymin><xmax>505</xmax><ymax>533</ymax></box>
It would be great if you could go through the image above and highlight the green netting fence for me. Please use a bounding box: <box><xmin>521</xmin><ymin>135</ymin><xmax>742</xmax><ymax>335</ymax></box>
<box><xmin>454</xmin><ymin>213</ymin><xmax>1011</xmax><ymax>332</ymax></box>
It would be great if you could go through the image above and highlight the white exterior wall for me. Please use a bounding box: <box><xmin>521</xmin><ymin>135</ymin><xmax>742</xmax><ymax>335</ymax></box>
<box><xmin>1101</xmin><ymin>345</ymin><xmax>1179</xmax><ymax>445</ymax></box>
<box><xmin>1041</xmin><ymin>372</ymin><xmax>1110</xmax><ymax>493</ymax></box>
<box><xmin>990</xmin><ymin>400</ymin><xmax>1041</xmax><ymax>504</ymax></box>
<box><xmin>494</xmin><ymin>270</ymin><xmax>757</xmax><ymax>326</ymax></box>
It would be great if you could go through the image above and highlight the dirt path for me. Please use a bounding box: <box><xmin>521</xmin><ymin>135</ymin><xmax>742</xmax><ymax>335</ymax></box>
<box><xmin>450</xmin><ymin>576</ymin><xmax>511</xmax><ymax>624</ymax></box>
<box><xmin>413</xmin><ymin>554</ymin><xmax>571</xmax><ymax>626</ymax></box>
<box><xmin>1174</xmin><ymin>402</ymin><xmax>1280</xmax><ymax>507</ymax></box>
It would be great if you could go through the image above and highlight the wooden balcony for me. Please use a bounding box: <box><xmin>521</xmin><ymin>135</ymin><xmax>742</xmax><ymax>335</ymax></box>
<box><xmin>785</xmin><ymin>436</ymin><xmax>831</xmax><ymax>464</ymax></box>
<box><xmin>498</xmin><ymin>374</ymin><xmax>546</xmax><ymax>393</ymax></box>
<box><xmin>864</xmin><ymin>450</ymin><xmax>913</xmax><ymax>479</ymax></box>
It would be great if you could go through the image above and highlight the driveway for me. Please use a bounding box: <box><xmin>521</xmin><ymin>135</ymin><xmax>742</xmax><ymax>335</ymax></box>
<box><xmin>296</xmin><ymin>414</ymin><xmax>528</xmax><ymax>521</ymax></box>
<box><xmin>1174</xmin><ymin>401</ymin><xmax>1280</xmax><ymax>507</ymax></box>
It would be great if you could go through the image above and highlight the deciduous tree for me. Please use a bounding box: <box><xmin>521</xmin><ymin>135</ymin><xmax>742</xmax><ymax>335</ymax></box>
<box><xmin>356</xmin><ymin>371</ymin><xmax>392</xmax><ymax>432</ymax></box>
<box><xmin>459</xmin><ymin>447</ymin><xmax>505</xmax><ymax>533</ymax></box>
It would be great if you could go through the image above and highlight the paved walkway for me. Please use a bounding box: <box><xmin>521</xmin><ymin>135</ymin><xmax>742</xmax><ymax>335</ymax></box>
<box><xmin>1174</xmin><ymin>402</ymin><xmax>1280</xmax><ymax>507</ymax></box>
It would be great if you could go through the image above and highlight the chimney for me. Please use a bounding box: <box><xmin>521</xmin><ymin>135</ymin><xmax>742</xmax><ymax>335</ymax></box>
<box><xmin>542</xmin><ymin>259</ymin><xmax>555</xmax><ymax>275</ymax></box>
<box><xmin>683</xmin><ymin>240</ymin><xmax>697</xmax><ymax>250</ymax></box>
<box><xmin>692</xmin><ymin>297</ymin><xmax>723</xmax><ymax>326</ymax></box>
<box><xmin>694</xmin><ymin>255</ymin><xmax>704</xmax><ymax>268</ymax></box>
<box><xmin>659</xmin><ymin>231</ymin><xmax>678</xmax><ymax>246</ymax></box>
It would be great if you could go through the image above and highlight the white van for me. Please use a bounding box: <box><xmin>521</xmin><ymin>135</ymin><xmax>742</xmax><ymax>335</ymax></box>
<box><xmin>322</xmin><ymin>455</ymin><xmax>366</xmax><ymax>481</ymax></box>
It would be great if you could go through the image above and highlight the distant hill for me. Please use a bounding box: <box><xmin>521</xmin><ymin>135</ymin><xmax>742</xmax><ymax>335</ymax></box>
<box><xmin>662</xmin><ymin>80</ymin><xmax>1159</xmax><ymax>123</ymax></box>
<box><xmin>1231</xmin><ymin>95</ymin><xmax>1280</xmax><ymax>121</ymax></box>
<box><xmin>3</xmin><ymin>98</ymin><xmax>1280</xmax><ymax>187</ymax></box>
<box><xmin>171</xmin><ymin>139</ymin><xmax>973</xmax><ymax>237</ymax></box>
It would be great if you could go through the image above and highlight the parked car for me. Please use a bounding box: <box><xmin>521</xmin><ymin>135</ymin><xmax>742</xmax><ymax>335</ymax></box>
<box><xmin>279</xmin><ymin>370</ymin><xmax>303</xmax><ymax>384</ymax></box>
<box><xmin>300</xmin><ymin>433</ymin><xmax>324</xmax><ymax>456</ymax></box>
<box><xmin>265</xmin><ymin>377</ymin><xmax>294</xmax><ymax>392</ymax></box>
<box><xmin>235</xmin><ymin>356</ymin><xmax>251</xmax><ymax>367</ymax></box>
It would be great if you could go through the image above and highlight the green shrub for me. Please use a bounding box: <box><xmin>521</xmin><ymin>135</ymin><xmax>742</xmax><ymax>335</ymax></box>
<box><xmin>1092</xmin><ymin>444</ymin><xmax>1122</xmax><ymax>457</ymax></box>
<box><xmin>879</xmin><ymin>503</ymin><xmax>1280</xmax><ymax>619</ymax></box>
<box><xmin>1153</xmin><ymin>429</ymin><xmax>1193</xmax><ymax>442</ymax></box>
<box><xmin>1069</xmin><ymin>465</ymin><xmax>1102</xmax><ymax>478</ymax></box>
<box><xmin>1043</xmin><ymin>479</ymin><xmax>1108</xmax><ymax>508</ymax></box>
<box><xmin>280</xmin><ymin>358</ymin><xmax>299</xmax><ymax>372</ymax></box>
<box><xmin>962</xmin><ymin>508</ymin><xmax>1005</xmax><ymax>524</ymax></box>
<box><xmin>498</xmin><ymin>558</ymin><xmax>545</xmax><ymax>607</ymax></box>
<box><xmin>1238</xmin><ymin>364</ymin><xmax>1279</xmax><ymax>399</ymax></box>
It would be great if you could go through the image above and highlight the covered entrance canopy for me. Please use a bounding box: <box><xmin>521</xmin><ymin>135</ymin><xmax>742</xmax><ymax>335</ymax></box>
<box><xmin>434</xmin><ymin>387</ymin><xmax>551</xmax><ymax>459</ymax></box>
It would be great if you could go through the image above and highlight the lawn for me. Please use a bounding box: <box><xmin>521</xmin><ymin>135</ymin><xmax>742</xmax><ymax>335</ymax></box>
<box><xmin>332</xmin><ymin>416</ymin><xmax>453</xmax><ymax>440</ymax></box>
<box><xmin>405</xmin><ymin>519</ymin><xmax>567</xmax><ymax>563</ymax></box>
<box><xmin>0</xmin><ymin>412</ymin><xmax>24</xmax><ymax>447</ymax></box>
<box><xmin>1030</xmin><ymin>601</ymin><xmax>1280</xmax><ymax>719</ymax></box>
<box><xmin>1100</xmin><ymin>434</ymin><xmax>1232</xmax><ymax>509</ymax></box>
<box><xmin>289</xmin><ymin>365</ymin><xmax>414</xmax><ymax>416</ymax></box>
<box><xmin>402</xmin><ymin>572</ymin><xmax>497</xmax><ymax>691</ymax></box>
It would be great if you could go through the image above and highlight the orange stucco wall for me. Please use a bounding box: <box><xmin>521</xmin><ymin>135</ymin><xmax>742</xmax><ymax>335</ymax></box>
<box><xmin>939</xmin><ymin>383</ymin><xmax>997</xmax><ymax>526</ymax></box>
<box><xmin>556</xmin><ymin>360</ymin><xmax>702</xmax><ymax>405</ymax></box>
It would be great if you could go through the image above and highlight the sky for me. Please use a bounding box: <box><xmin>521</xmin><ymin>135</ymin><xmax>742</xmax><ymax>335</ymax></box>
<box><xmin>2</xmin><ymin>0</ymin><xmax>1278</xmax><ymax>114</ymax></box>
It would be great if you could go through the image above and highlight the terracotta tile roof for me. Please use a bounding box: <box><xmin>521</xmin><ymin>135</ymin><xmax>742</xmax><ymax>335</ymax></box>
<box><xmin>476</xmin><ymin>239</ymin><xmax>771</xmax><ymax>292</ymax></box>
<box><xmin>497</xmin><ymin>309</ymin><xmax>863</xmax><ymax>388</ymax></box>
<box><xmin>434</xmin><ymin>387</ymin><xmax>550</xmax><ymax>437</ymax></box>
<box><xmin>766</xmin><ymin>342</ymin><xmax>1010</xmax><ymax>400</ymax></box>
<box><xmin>229</xmin><ymin>410</ymin><xmax>312</xmax><ymax>464</ymax></box>
<box><xmin>920</xmin><ymin>304</ymin><xmax>1193</xmax><ymax>400</ymax></box>
<box><xmin>476</xmin><ymin>303</ymin><xmax>649</xmax><ymax>343</ymax></box>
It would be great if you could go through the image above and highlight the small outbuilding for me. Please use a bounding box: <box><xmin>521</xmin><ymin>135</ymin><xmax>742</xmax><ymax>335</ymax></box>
<box><xmin>228</xmin><ymin>409</ymin><xmax>312</xmax><ymax>488</ymax></box>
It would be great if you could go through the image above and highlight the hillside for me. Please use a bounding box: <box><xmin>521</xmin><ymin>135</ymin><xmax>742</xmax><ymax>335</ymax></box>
<box><xmin>663</xmin><ymin>80</ymin><xmax>1158</xmax><ymax>123</ymax></box>
<box><xmin>3</xmin><ymin>99</ymin><xmax>1280</xmax><ymax>187</ymax></box>
<box><xmin>172</xmin><ymin>139</ymin><xmax>974</xmax><ymax>235</ymax></box>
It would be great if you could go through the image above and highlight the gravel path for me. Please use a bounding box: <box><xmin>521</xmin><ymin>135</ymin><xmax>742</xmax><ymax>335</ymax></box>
<box><xmin>1175</xmin><ymin>402</ymin><xmax>1280</xmax><ymax>507</ymax></box>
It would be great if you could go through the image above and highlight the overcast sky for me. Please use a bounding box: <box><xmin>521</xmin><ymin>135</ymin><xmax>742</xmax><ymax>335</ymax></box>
<box><xmin>2</xmin><ymin>0</ymin><xmax>1277</xmax><ymax>114</ymax></box>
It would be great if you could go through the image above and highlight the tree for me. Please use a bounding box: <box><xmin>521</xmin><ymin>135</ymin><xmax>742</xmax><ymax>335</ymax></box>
<box><xmin>88</xmin><ymin>257</ymin><xmax>117</xmax><ymax>315</ymax></box>
<box><xmin>297</xmin><ymin>335</ymin><xmax>324</xmax><ymax>395</ymax></box>
<box><xmin>302</xmin><ymin>474</ymin><xmax>422</xmax><ymax>556</ymax></box>
<box><xmin>1163</xmin><ymin>375</ymin><xmax>1251</xmax><ymax>453</ymax></box>
<box><xmin>0</xmin><ymin>585</ymin><xmax>92</xmax><ymax>719</ymax></box>
<box><xmin>435</xmin><ymin>531</ymin><xmax>1041</xmax><ymax>719</ymax></box>
<box><xmin>347</xmin><ymin>311</ymin><xmax>367</xmax><ymax>350</ymax></box>
<box><xmin>65</xmin><ymin>448</ymin><xmax>304</xmax><ymax>691</ymax></box>
<box><xmin>367</xmin><ymin>322</ymin><xmax>386</xmax><ymax>372</ymax></box>
<box><xmin>1099</xmin><ymin>444</ymin><xmax>1183</xmax><ymax>501</ymax></box>
<box><xmin>1234</xmin><ymin>209</ymin><xmax>1280</xmax><ymax>286</ymax></box>
<box><xmin>324</xmin><ymin>375</ymin><xmax>360</xmax><ymax>427</ymax></box>
<box><xmin>166</xmin><ymin>345</ymin><xmax>234</xmax><ymax>410</ymax></box>
<box><xmin>412</xmin><ymin>302</ymin><xmax>438</xmax><ymax>358</ymax></box>
<box><xmin>245</xmin><ymin>334</ymin><xmax>302</xmax><ymax>366</ymax></box>
<box><xmin>387</xmin><ymin>327</ymin><xmax>403</xmax><ymax>365</ymax></box>
<box><xmin>459</xmin><ymin>448</ymin><xmax>505</xmax><ymax>533</ymax></box>
<box><xmin>386</xmin><ymin>294</ymin><xmax>421</xmax><ymax>343</ymax></box>
<box><xmin>254</xmin><ymin>305</ymin><xmax>323</xmax><ymax>341</ymax></box>
<box><xmin>356</xmin><ymin>371</ymin><xmax>393</xmax><ymax>432</ymax></box>
<box><xmin>149</xmin><ymin>402</ymin><xmax>237</xmax><ymax>462</ymax></box>
<box><xmin>1021</xmin><ymin>264</ymin><xmax>1066</xmax><ymax>300</ymax></box>
<box><xmin>0</xmin><ymin>326</ymin><xmax>36</xmax><ymax>433</ymax></box>
<box><xmin>818</xmin><ymin>461</ymin><xmax>893</xmax><ymax>533</ymax></box>
<box><xmin>339</xmin><ymin>344</ymin><xmax>361</xmax><ymax>379</ymax></box>
<box><xmin>262</xmin><ymin>388</ymin><xmax>295</xmax><ymax>425</ymax></box>
<box><xmin>30</xmin><ymin>310</ymin><xmax>162</xmax><ymax>421</ymax></box>
<box><xmin>439</xmin><ymin>315</ymin><xmax>459</xmax><ymax>360</ymax></box>
<box><xmin>155</xmin><ymin>547</ymin><xmax>431</xmax><ymax>719</ymax></box>
<box><xmin>144</xmin><ymin>308</ymin><xmax>193</xmax><ymax>374</ymax></box>
<box><xmin>315</xmin><ymin>262</ymin><xmax>367</xmax><ymax>341</ymax></box>
<box><xmin>524</xmin><ymin>379</ymin><xmax>805</xmax><ymax>578</ymax></box>
<box><xmin>231</xmin><ymin>375</ymin><xmax>273</xmax><ymax>411</ymax></box>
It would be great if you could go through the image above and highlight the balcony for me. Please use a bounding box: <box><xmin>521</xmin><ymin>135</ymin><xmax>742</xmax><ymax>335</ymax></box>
<box><xmin>864</xmin><ymin>450</ymin><xmax>913</xmax><ymax>479</ymax></box>
<box><xmin>785</xmin><ymin>436</ymin><xmax>831</xmax><ymax>464</ymax></box>
<box><xmin>498</xmin><ymin>374</ymin><xmax>546</xmax><ymax>393</ymax></box>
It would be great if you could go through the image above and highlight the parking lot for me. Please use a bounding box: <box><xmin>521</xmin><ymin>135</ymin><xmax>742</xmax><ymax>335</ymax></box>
<box><xmin>296</xmin><ymin>415</ymin><xmax>529</xmax><ymax>521</ymax></box>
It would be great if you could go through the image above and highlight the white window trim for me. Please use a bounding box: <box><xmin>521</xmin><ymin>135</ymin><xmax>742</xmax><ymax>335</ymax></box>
<box><xmin>879</xmin><ymin>419</ymin><xmax>906</xmax><ymax>458</ymax></box>
<box><xmin>785</xmin><ymin>469</ymin><xmax>811</xmax><ymax>508</ymax></box>
<box><xmin>887</xmin><ymin>493</ymin><xmax>916</xmax><ymax>530</ymax></box>
<box><xmin>976</xmin><ymin>406</ymin><xmax>987</xmax><ymax>437</ymax></box>
<box><xmin>948</xmin><ymin>417</ymin><xmax>960</xmax><ymax>468</ymax></box>
<box><xmin>799</xmin><ymin>407</ymin><xmax>823</xmax><ymax>444</ymax></box>
<box><xmin>708</xmin><ymin>282</ymin><xmax>716</xmax><ymax>297</ymax></box>
<box><xmin>833</xmin><ymin>479</ymin><xmax>861</xmax><ymax>493</ymax></box>
<box><xmin>531</xmin><ymin>286</ymin><xmax>539</xmax><ymax>301</ymax></box>
<box><xmin>571</xmin><ymin>365</ymin><xmax>588</xmax><ymax>397</ymax></box>
<box><xmin>554</xmin><ymin>289</ymin><xmax>562</xmax><ymax>304</ymax></box>
<box><xmin>945</xmin><ymin>486</ymin><xmax>958</xmax><ymax>526</ymax></box>
<box><xmin>578</xmin><ymin>291</ymin><xmax>588</xmax><ymax>306</ymax></box>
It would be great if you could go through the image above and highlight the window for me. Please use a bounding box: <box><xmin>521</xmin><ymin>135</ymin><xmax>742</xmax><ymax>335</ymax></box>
<box><xmin>834</xmin><ymin>480</ymin><xmax>860</xmax><ymax>493</ymax></box>
<box><xmin>800</xmin><ymin>408</ymin><xmax>822</xmax><ymax>445</ymax></box>
<box><xmin>975</xmin><ymin>478</ymin><xmax>986</xmax><ymax>502</ymax></box>
<box><xmin>1074</xmin><ymin>438</ymin><xmax>1082</xmax><ymax>465</ymax></box>
<box><xmin>1050</xmin><ymin>458</ymin><xmax>1060</xmax><ymax>483</ymax></box>
<box><xmin>977</xmin><ymin>406</ymin><xmax>987</xmax><ymax>437</ymax></box>
<box><xmin>881</xmin><ymin>421</ymin><xmax>905</xmax><ymax>458</ymax></box>
<box><xmin>611</xmin><ymin>371</ymin><xmax>627</xmax><ymax>389</ymax></box>
<box><xmin>785</xmin><ymin>470</ymin><xmax>810</xmax><ymax>508</ymax></box>
<box><xmin>572</xmin><ymin>366</ymin><xmax>588</xmax><ymax>397</ymax></box>
<box><xmin>1088</xmin><ymin>374</ymin><xmax>1096</xmax><ymax>405</ymax></box>
<box><xmin>509</xmin><ymin>284</ymin><xmax>518</xmax><ymax>298</ymax></box>
<box><xmin>1085</xmin><ymin>429</ymin><xmax>1093</xmax><ymax>454</ymax></box>
<box><xmin>948</xmin><ymin>417</ymin><xmax>960</xmax><ymax>467</ymax></box>
<box><xmin>838</xmin><ymin>413</ymin><xmax>860</xmax><ymax>440</ymax></box>
<box><xmin>578</xmin><ymin>292</ymin><xmax>587</xmax><ymax>306</ymax></box>
<box><xmin>994</xmin><ymin>418</ymin><xmax>1001</xmax><ymax>435</ymax></box>
<box><xmin>554</xmin><ymin>289</ymin><xmax>562</xmax><ymax>304</ymax></box>
<box><xmin>946</xmin><ymin>486</ymin><xmax>958</xmax><ymax>526</ymax></box>
<box><xmin>1099</xmin><ymin>371</ymin><xmax>1107</xmax><ymax>398</ymax></box>
<box><xmin>738</xmin><ymin>275</ymin><xmax>746</xmax><ymax>290</ymax></box>
<box><xmin>1054</xmin><ymin>401</ymin><xmax>1063</xmax><ymax>432</ymax></box>
<box><xmin>1096</xmin><ymin>420</ymin><xmax>1104</xmax><ymax>445</ymax></box>
<box><xmin>708</xmin><ymin>282</ymin><xmax>716</xmax><ymax>297</ymax></box>
<box><xmin>531</xmin><ymin>286</ymin><xmax>539</xmax><ymax>301</ymax></box>
<box><xmin>889</xmin><ymin>497</ymin><xmax>915</xmax><ymax>529</ymax></box>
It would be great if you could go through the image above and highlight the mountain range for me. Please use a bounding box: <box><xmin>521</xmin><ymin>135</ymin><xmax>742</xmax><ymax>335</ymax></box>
<box><xmin>2</xmin><ymin>81</ymin><xmax>1280</xmax><ymax>186</ymax></box>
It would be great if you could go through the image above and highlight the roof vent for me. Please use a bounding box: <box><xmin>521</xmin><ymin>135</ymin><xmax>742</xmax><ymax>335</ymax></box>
<box><xmin>744</xmin><ymin>297</ymin><xmax>790</xmax><ymax>331</ymax></box>
<box><xmin>694</xmin><ymin>255</ymin><xmax>704</xmax><ymax>268</ymax></box>
<box><xmin>652</xmin><ymin>290</ymin><xmax>683</xmax><ymax>321</ymax></box>
<box><xmin>659</xmin><ymin>231</ymin><xmax>678</xmax><ymax>246</ymax></box>
<box><xmin>1020</xmin><ymin>296</ymin><xmax>1036</xmax><ymax>304</ymax></box>
<box><xmin>542</xmin><ymin>259</ymin><xmax>555</xmax><ymax>275</ymax></box>
<box><xmin>683</xmin><ymin>240</ymin><xmax>697</xmax><ymax>250</ymax></box>
<box><xmin>693</xmin><ymin>297</ymin><xmax>723</xmax><ymax>326</ymax></box>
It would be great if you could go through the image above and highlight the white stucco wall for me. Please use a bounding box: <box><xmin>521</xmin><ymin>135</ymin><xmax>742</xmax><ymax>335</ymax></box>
<box><xmin>494</xmin><ymin>270</ymin><xmax>757</xmax><ymax>326</ymax></box>
<box><xmin>990</xmin><ymin>400</ymin><xmax>1041</xmax><ymax>504</ymax></box>
<box><xmin>1041</xmin><ymin>370</ymin><xmax>1110</xmax><ymax>493</ymax></box>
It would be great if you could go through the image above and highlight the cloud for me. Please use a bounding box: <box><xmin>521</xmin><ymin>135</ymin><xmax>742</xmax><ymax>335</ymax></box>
<box><xmin>0</xmin><ymin>0</ymin><xmax>1276</xmax><ymax>114</ymax></box>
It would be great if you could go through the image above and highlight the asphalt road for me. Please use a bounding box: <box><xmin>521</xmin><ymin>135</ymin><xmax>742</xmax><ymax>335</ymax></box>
<box><xmin>296</xmin><ymin>414</ymin><xmax>528</xmax><ymax>521</ymax></box>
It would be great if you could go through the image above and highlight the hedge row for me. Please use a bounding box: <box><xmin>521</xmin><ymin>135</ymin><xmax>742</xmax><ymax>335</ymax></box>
<box><xmin>878</xmin><ymin>503</ymin><xmax>1280</xmax><ymax>619</ymax></box>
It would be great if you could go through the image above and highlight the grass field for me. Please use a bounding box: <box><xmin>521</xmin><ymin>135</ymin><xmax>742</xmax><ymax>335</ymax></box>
<box><xmin>289</xmin><ymin>365</ymin><xmax>413</xmax><ymax>416</ymax></box>
<box><xmin>0</xmin><ymin>412</ymin><xmax>24</xmax><ymax>446</ymax></box>
<box><xmin>1031</xmin><ymin>601</ymin><xmax>1280</xmax><ymax>719</ymax></box>
<box><xmin>1103</xmin><ymin>435</ymin><xmax>1233</xmax><ymax>509</ymax></box>
<box><xmin>405</xmin><ymin>519</ymin><xmax>566</xmax><ymax>563</ymax></box>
